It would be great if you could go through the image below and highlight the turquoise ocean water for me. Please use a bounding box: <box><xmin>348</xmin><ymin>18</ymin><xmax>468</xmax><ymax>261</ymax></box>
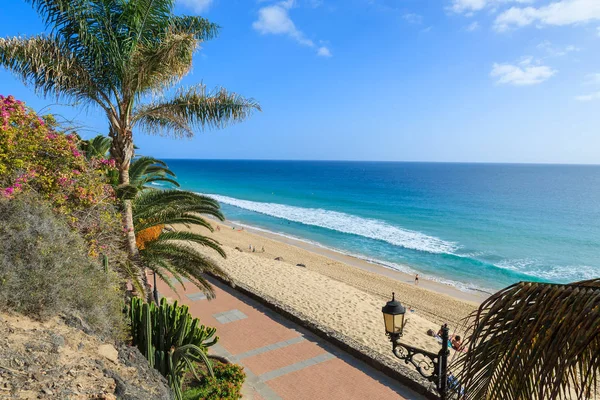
<box><xmin>163</xmin><ymin>160</ymin><xmax>600</xmax><ymax>293</ymax></box>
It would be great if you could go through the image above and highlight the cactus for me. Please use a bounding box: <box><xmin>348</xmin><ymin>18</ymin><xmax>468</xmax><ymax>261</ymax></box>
<box><xmin>102</xmin><ymin>254</ymin><xmax>108</xmax><ymax>273</ymax></box>
<box><xmin>129</xmin><ymin>297</ymin><xmax>218</xmax><ymax>399</ymax></box>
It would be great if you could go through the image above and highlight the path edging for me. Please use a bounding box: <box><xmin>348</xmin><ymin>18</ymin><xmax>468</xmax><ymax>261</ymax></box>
<box><xmin>209</xmin><ymin>273</ymin><xmax>440</xmax><ymax>400</ymax></box>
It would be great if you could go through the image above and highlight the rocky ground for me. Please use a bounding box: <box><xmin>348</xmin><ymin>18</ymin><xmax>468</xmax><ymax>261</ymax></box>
<box><xmin>0</xmin><ymin>313</ymin><xmax>172</xmax><ymax>399</ymax></box>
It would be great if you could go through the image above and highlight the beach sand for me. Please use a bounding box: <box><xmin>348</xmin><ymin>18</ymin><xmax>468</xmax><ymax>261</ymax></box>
<box><xmin>180</xmin><ymin>220</ymin><xmax>485</xmax><ymax>359</ymax></box>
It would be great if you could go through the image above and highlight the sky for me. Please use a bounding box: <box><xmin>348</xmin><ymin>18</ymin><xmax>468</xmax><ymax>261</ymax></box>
<box><xmin>1</xmin><ymin>0</ymin><xmax>600</xmax><ymax>164</ymax></box>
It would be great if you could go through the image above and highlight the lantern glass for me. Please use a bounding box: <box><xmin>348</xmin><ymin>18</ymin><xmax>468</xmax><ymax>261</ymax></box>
<box><xmin>383</xmin><ymin>312</ymin><xmax>396</xmax><ymax>334</ymax></box>
<box><xmin>382</xmin><ymin>292</ymin><xmax>406</xmax><ymax>336</ymax></box>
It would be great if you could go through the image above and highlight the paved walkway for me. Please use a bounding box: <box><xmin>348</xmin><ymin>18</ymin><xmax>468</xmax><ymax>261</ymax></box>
<box><xmin>156</xmin><ymin>276</ymin><xmax>425</xmax><ymax>400</ymax></box>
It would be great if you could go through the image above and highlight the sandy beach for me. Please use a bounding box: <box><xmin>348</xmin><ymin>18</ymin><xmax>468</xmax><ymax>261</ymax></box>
<box><xmin>180</xmin><ymin>219</ymin><xmax>485</xmax><ymax>360</ymax></box>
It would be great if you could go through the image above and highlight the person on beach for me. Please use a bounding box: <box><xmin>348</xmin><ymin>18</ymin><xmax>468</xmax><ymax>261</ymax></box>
<box><xmin>261</xmin><ymin>246</ymin><xmax>265</xmax><ymax>252</ymax></box>
<box><xmin>249</xmin><ymin>244</ymin><xmax>252</xmax><ymax>251</ymax></box>
<box><xmin>415</xmin><ymin>274</ymin><xmax>419</xmax><ymax>285</ymax></box>
<box><xmin>452</xmin><ymin>335</ymin><xmax>463</xmax><ymax>351</ymax></box>
<box><xmin>216</xmin><ymin>225</ymin><xmax>220</xmax><ymax>232</ymax></box>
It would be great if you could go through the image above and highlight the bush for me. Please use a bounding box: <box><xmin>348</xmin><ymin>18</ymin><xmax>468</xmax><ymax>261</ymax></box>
<box><xmin>0</xmin><ymin>95</ymin><xmax>125</xmax><ymax>262</ymax></box>
<box><xmin>183</xmin><ymin>362</ymin><xmax>245</xmax><ymax>400</ymax></box>
<box><xmin>0</xmin><ymin>195</ymin><xmax>125</xmax><ymax>340</ymax></box>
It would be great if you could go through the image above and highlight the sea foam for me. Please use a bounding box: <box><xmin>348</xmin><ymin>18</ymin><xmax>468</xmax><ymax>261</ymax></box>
<box><xmin>204</xmin><ymin>193</ymin><xmax>458</xmax><ymax>255</ymax></box>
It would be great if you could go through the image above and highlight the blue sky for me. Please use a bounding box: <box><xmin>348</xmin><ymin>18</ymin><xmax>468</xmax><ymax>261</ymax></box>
<box><xmin>1</xmin><ymin>0</ymin><xmax>600</xmax><ymax>163</ymax></box>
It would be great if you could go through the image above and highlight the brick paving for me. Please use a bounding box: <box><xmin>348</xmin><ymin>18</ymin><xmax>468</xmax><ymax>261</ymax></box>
<box><xmin>155</xmin><ymin>276</ymin><xmax>425</xmax><ymax>400</ymax></box>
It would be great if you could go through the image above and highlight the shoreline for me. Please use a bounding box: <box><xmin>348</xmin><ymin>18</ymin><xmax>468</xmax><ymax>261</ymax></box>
<box><xmin>217</xmin><ymin>218</ymin><xmax>489</xmax><ymax>305</ymax></box>
<box><xmin>181</xmin><ymin>218</ymin><xmax>484</xmax><ymax>357</ymax></box>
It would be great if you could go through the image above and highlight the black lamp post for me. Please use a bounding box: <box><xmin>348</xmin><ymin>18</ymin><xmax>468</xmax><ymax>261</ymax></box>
<box><xmin>153</xmin><ymin>271</ymin><xmax>159</xmax><ymax>305</ymax></box>
<box><xmin>382</xmin><ymin>292</ymin><xmax>450</xmax><ymax>400</ymax></box>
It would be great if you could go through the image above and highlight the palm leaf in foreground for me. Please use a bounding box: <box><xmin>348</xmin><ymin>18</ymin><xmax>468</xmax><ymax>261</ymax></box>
<box><xmin>452</xmin><ymin>278</ymin><xmax>600</xmax><ymax>400</ymax></box>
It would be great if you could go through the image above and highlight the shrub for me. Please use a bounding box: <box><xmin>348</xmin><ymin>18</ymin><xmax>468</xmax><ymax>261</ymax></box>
<box><xmin>0</xmin><ymin>95</ymin><xmax>125</xmax><ymax>262</ymax></box>
<box><xmin>183</xmin><ymin>362</ymin><xmax>246</xmax><ymax>400</ymax></box>
<box><xmin>0</xmin><ymin>195</ymin><xmax>125</xmax><ymax>340</ymax></box>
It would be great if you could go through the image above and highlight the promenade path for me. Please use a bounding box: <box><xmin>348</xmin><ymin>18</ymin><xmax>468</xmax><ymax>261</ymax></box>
<box><xmin>155</xmin><ymin>276</ymin><xmax>426</xmax><ymax>400</ymax></box>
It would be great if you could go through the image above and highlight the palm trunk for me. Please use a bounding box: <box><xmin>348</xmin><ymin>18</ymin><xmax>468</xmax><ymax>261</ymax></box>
<box><xmin>111</xmin><ymin>125</ymin><xmax>151</xmax><ymax>298</ymax></box>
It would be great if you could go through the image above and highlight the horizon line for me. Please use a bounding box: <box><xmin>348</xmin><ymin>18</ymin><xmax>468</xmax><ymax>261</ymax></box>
<box><xmin>156</xmin><ymin>158</ymin><xmax>600</xmax><ymax>167</ymax></box>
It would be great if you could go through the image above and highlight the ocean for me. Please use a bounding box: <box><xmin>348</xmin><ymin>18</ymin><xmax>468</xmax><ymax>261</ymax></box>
<box><xmin>163</xmin><ymin>160</ymin><xmax>600</xmax><ymax>293</ymax></box>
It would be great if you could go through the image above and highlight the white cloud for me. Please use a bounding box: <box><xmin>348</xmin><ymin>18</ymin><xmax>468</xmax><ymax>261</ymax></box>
<box><xmin>450</xmin><ymin>0</ymin><xmax>487</xmax><ymax>14</ymax></box>
<box><xmin>253</xmin><ymin>1</ymin><xmax>314</xmax><ymax>46</ymax></box>
<box><xmin>178</xmin><ymin>0</ymin><xmax>214</xmax><ymax>13</ymax></box>
<box><xmin>494</xmin><ymin>0</ymin><xmax>600</xmax><ymax>32</ymax></box>
<box><xmin>317</xmin><ymin>46</ymin><xmax>332</xmax><ymax>57</ymax></box>
<box><xmin>537</xmin><ymin>40</ymin><xmax>580</xmax><ymax>56</ymax></box>
<box><xmin>449</xmin><ymin>0</ymin><xmax>534</xmax><ymax>15</ymax></box>
<box><xmin>465</xmin><ymin>21</ymin><xmax>481</xmax><ymax>31</ymax></box>
<box><xmin>490</xmin><ymin>57</ymin><xmax>557</xmax><ymax>85</ymax></box>
<box><xmin>403</xmin><ymin>13</ymin><xmax>423</xmax><ymax>24</ymax></box>
<box><xmin>575</xmin><ymin>91</ymin><xmax>600</xmax><ymax>101</ymax></box>
<box><xmin>253</xmin><ymin>0</ymin><xmax>331</xmax><ymax>56</ymax></box>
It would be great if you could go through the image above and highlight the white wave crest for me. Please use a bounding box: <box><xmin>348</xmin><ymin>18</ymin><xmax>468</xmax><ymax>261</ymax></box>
<box><xmin>204</xmin><ymin>193</ymin><xmax>457</xmax><ymax>254</ymax></box>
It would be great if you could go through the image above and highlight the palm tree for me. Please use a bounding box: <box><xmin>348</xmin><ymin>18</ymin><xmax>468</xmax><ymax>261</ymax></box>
<box><xmin>452</xmin><ymin>278</ymin><xmax>600</xmax><ymax>400</ymax></box>
<box><xmin>0</xmin><ymin>0</ymin><xmax>260</xmax><ymax>259</ymax></box>
<box><xmin>133</xmin><ymin>189</ymin><xmax>227</xmax><ymax>299</ymax></box>
<box><xmin>82</xmin><ymin>134</ymin><xmax>112</xmax><ymax>160</ymax></box>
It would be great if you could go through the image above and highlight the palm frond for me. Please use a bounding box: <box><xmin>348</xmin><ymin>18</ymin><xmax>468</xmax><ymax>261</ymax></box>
<box><xmin>133</xmin><ymin>84</ymin><xmax>261</xmax><ymax>138</ymax></box>
<box><xmin>453</xmin><ymin>280</ymin><xmax>600</xmax><ymax>400</ymax></box>
<box><xmin>170</xmin><ymin>16</ymin><xmax>220</xmax><ymax>41</ymax></box>
<box><xmin>141</xmin><ymin>239</ymin><xmax>228</xmax><ymax>299</ymax></box>
<box><xmin>156</xmin><ymin>231</ymin><xmax>226</xmax><ymax>258</ymax></box>
<box><xmin>0</xmin><ymin>35</ymin><xmax>101</xmax><ymax>105</ymax></box>
<box><xmin>133</xmin><ymin>189</ymin><xmax>224</xmax><ymax>228</ymax></box>
<box><xmin>131</xmin><ymin>30</ymin><xmax>197</xmax><ymax>94</ymax></box>
<box><xmin>124</xmin><ymin>156</ymin><xmax>180</xmax><ymax>195</ymax></box>
<box><xmin>26</xmin><ymin>0</ymin><xmax>126</xmax><ymax>92</ymax></box>
<box><xmin>84</xmin><ymin>134</ymin><xmax>112</xmax><ymax>159</ymax></box>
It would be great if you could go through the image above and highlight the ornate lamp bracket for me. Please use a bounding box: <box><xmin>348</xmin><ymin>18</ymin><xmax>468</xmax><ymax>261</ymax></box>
<box><xmin>386</xmin><ymin>324</ymin><xmax>450</xmax><ymax>399</ymax></box>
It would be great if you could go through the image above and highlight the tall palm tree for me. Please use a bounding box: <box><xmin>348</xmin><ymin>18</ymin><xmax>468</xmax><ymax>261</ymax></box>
<box><xmin>0</xmin><ymin>0</ymin><xmax>260</xmax><ymax>258</ymax></box>
<box><xmin>133</xmin><ymin>189</ymin><xmax>227</xmax><ymax>298</ymax></box>
<box><xmin>452</xmin><ymin>278</ymin><xmax>600</xmax><ymax>400</ymax></box>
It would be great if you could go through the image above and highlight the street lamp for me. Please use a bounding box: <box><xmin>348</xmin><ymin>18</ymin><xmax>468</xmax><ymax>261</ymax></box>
<box><xmin>382</xmin><ymin>292</ymin><xmax>406</xmax><ymax>338</ymax></box>
<box><xmin>153</xmin><ymin>271</ymin><xmax>159</xmax><ymax>305</ymax></box>
<box><xmin>382</xmin><ymin>293</ymin><xmax>450</xmax><ymax>400</ymax></box>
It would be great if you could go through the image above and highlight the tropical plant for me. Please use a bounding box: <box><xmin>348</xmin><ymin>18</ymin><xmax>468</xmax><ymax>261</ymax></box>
<box><xmin>133</xmin><ymin>189</ymin><xmax>228</xmax><ymax>298</ymax></box>
<box><xmin>183</xmin><ymin>362</ymin><xmax>245</xmax><ymax>400</ymax></box>
<box><xmin>82</xmin><ymin>134</ymin><xmax>112</xmax><ymax>160</ymax></box>
<box><xmin>130</xmin><ymin>296</ymin><xmax>218</xmax><ymax>400</ymax></box>
<box><xmin>452</xmin><ymin>278</ymin><xmax>600</xmax><ymax>400</ymax></box>
<box><xmin>118</xmin><ymin>155</ymin><xmax>180</xmax><ymax>199</ymax></box>
<box><xmin>0</xmin><ymin>0</ymin><xmax>260</xmax><ymax>259</ymax></box>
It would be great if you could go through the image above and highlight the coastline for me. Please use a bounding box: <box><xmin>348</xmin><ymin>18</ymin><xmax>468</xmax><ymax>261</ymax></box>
<box><xmin>229</xmin><ymin>220</ymin><xmax>489</xmax><ymax>304</ymax></box>
<box><xmin>179</xmin><ymin>218</ymin><xmax>486</xmax><ymax>358</ymax></box>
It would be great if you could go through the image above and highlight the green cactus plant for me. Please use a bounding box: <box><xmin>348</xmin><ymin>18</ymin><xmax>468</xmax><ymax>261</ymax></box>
<box><xmin>102</xmin><ymin>254</ymin><xmax>109</xmax><ymax>273</ymax></box>
<box><xmin>130</xmin><ymin>297</ymin><xmax>217</xmax><ymax>399</ymax></box>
